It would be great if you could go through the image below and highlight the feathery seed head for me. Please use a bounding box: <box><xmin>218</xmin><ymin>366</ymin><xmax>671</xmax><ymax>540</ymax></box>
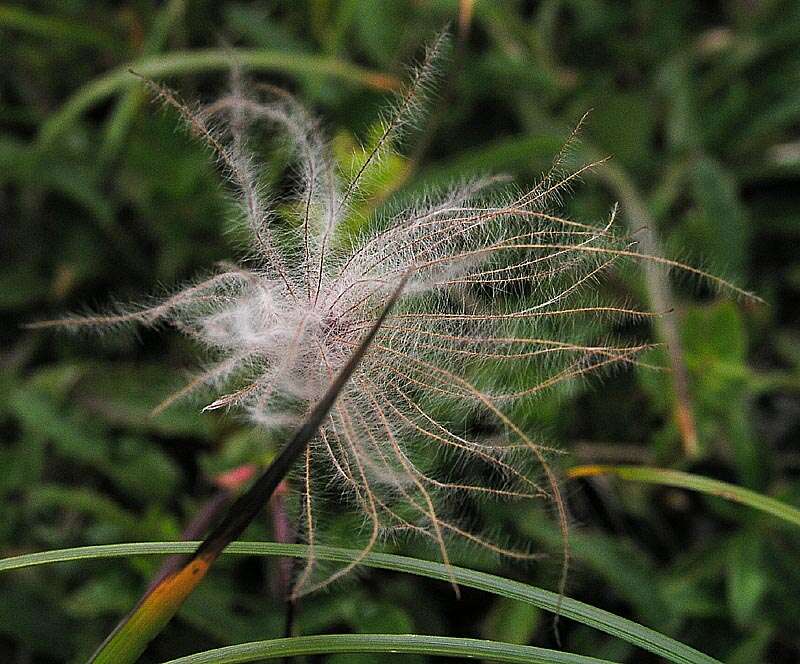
<box><xmin>35</xmin><ymin>34</ymin><xmax>744</xmax><ymax>597</ymax></box>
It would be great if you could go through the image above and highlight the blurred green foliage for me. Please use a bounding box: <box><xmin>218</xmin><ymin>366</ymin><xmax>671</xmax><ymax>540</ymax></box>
<box><xmin>2</xmin><ymin>1</ymin><xmax>800</xmax><ymax>662</ymax></box>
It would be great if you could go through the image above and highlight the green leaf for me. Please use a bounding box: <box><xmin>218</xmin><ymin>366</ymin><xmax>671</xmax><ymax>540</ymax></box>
<box><xmin>680</xmin><ymin>303</ymin><xmax>763</xmax><ymax>487</ymax></box>
<box><xmin>568</xmin><ymin>465</ymin><xmax>800</xmax><ymax>528</ymax></box>
<box><xmin>682</xmin><ymin>302</ymin><xmax>747</xmax><ymax>365</ymax></box>
<box><xmin>0</xmin><ymin>542</ymin><xmax>721</xmax><ymax>664</ymax></box>
<box><xmin>726</xmin><ymin>531</ymin><xmax>767</xmax><ymax>626</ymax></box>
<box><xmin>98</xmin><ymin>0</ymin><xmax>187</xmax><ymax>165</ymax></box>
<box><xmin>588</xmin><ymin>92</ymin><xmax>655</xmax><ymax>170</ymax></box>
<box><xmin>0</xmin><ymin>6</ymin><xmax>118</xmax><ymax>51</ymax></box>
<box><xmin>37</xmin><ymin>50</ymin><xmax>398</xmax><ymax>149</ymax></box>
<box><xmin>512</xmin><ymin>507</ymin><xmax>676</xmax><ymax>630</ymax></box>
<box><xmin>686</xmin><ymin>156</ymin><xmax>748</xmax><ymax>279</ymax></box>
<box><xmin>415</xmin><ymin>134</ymin><xmax>564</xmax><ymax>189</ymax></box>
<box><xmin>484</xmin><ymin>598</ymin><xmax>540</xmax><ymax>645</ymax></box>
<box><xmin>160</xmin><ymin>633</ymin><xmax>615</xmax><ymax>664</ymax></box>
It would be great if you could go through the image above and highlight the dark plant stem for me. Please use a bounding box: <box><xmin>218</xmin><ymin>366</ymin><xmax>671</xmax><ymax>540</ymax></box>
<box><xmin>194</xmin><ymin>275</ymin><xmax>408</xmax><ymax>564</ymax></box>
<box><xmin>146</xmin><ymin>489</ymin><xmax>233</xmax><ymax>593</ymax></box>
<box><xmin>268</xmin><ymin>482</ymin><xmax>298</xmax><ymax>664</ymax></box>
<box><xmin>269</xmin><ymin>482</ymin><xmax>294</xmax><ymax>599</ymax></box>
<box><xmin>282</xmin><ymin>597</ymin><xmax>297</xmax><ymax>664</ymax></box>
<box><xmin>88</xmin><ymin>272</ymin><xmax>410</xmax><ymax>664</ymax></box>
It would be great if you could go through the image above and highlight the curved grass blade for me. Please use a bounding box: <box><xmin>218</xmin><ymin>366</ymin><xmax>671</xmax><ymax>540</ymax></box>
<box><xmin>161</xmin><ymin>633</ymin><xmax>616</xmax><ymax>664</ymax></box>
<box><xmin>86</xmin><ymin>275</ymin><xmax>409</xmax><ymax>664</ymax></box>
<box><xmin>568</xmin><ymin>465</ymin><xmax>800</xmax><ymax>528</ymax></box>
<box><xmin>37</xmin><ymin>49</ymin><xmax>399</xmax><ymax>149</ymax></box>
<box><xmin>0</xmin><ymin>6</ymin><xmax>118</xmax><ymax>51</ymax></box>
<box><xmin>98</xmin><ymin>0</ymin><xmax>186</xmax><ymax>165</ymax></box>
<box><xmin>0</xmin><ymin>542</ymin><xmax>720</xmax><ymax>664</ymax></box>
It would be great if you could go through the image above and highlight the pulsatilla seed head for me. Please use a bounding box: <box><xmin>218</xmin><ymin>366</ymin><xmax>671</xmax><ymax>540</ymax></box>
<box><xmin>32</xmin><ymin>32</ymin><xmax>752</xmax><ymax>597</ymax></box>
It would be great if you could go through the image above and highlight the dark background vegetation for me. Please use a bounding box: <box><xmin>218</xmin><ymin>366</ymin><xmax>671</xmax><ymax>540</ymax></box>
<box><xmin>3</xmin><ymin>1</ymin><xmax>800</xmax><ymax>662</ymax></box>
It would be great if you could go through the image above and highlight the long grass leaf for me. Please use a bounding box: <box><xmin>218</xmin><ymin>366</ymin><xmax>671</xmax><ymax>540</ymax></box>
<box><xmin>568</xmin><ymin>465</ymin><xmax>800</xmax><ymax>528</ymax></box>
<box><xmin>0</xmin><ymin>6</ymin><xmax>118</xmax><ymax>51</ymax></box>
<box><xmin>98</xmin><ymin>0</ymin><xmax>187</xmax><ymax>165</ymax></box>
<box><xmin>0</xmin><ymin>542</ymin><xmax>720</xmax><ymax>664</ymax></box>
<box><xmin>161</xmin><ymin>633</ymin><xmax>616</xmax><ymax>664</ymax></box>
<box><xmin>37</xmin><ymin>49</ymin><xmax>399</xmax><ymax>149</ymax></box>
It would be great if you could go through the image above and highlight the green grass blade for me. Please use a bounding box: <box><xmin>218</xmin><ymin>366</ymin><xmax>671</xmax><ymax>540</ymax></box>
<box><xmin>0</xmin><ymin>542</ymin><xmax>720</xmax><ymax>664</ymax></box>
<box><xmin>0</xmin><ymin>6</ymin><xmax>118</xmax><ymax>51</ymax></box>
<box><xmin>98</xmin><ymin>0</ymin><xmax>186</xmax><ymax>165</ymax></box>
<box><xmin>568</xmin><ymin>465</ymin><xmax>800</xmax><ymax>528</ymax></box>
<box><xmin>37</xmin><ymin>49</ymin><xmax>399</xmax><ymax>149</ymax></box>
<box><xmin>161</xmin><ymin>633</ymin><xmax>616</xmax><ymax>664</ymax></box>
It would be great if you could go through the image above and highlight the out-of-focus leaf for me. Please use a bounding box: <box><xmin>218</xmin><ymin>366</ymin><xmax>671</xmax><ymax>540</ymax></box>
<box><xmin>686</xmin><ymin>156</ymin><xmax>748</xmax><ymax>280</ymax></box>
<box><xmin>416</xmin><ymin>134</ymin><xmax>564</xmax><ymax>189</ymax></box>
<box><xmin>37</xmin><ymin>49</ymin><xmax>399</xmax><ymax>149</ymax></box>
<box><xmin>726</xmin><ymin>624</ymin><xmax>773</xmax><ymax>664</ymax></box>
<box><xmin>512</xmin><ymin>507</ymin><xmax>677</xmax><ymax>630</ymax></box>
<box><xmin>682</xmin><ymin>302</ymin><xmax>747</xmax><ymax>365</ymax></box>
<box><xmin>64</xmin><ymin>570</ymin><xmax>135</xmax><ymax>618</ymax></box>
<box><xmin>0</xmin><ymin>6</ymin><xmax>119</xmax><ymax>50</ymax></box>
<box><xmin>681</xmin><ymin>303</ymin><xmax>762</xmax><ymax>486</ymax></box>
<box><xmin>659</xmin><ymin>58</ymin><xmax>701</xmax><ymax>152</ymax></box>
<box><xmin>76</xmin><ymin>363</ymin><xmax>216</xmax><ymax>439</ymax></box>
<box><xmin>588</xmin><ymin>92</ymin><xmax>655</xmax><ymax>170</ymax></box>
<box><xmin>726</xmin><ymin>530</ymin><xmax>767</xmax><ymax>626</ymax></box>
<box><xmin>0</xmin><ymin>582</ymin><xmax>77</xmax><ymax>655</ymax></box>
<box><xmin>484</xmin><ymin>598</ymin><xmax>540</xmax><ymax>645</ymax></box>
